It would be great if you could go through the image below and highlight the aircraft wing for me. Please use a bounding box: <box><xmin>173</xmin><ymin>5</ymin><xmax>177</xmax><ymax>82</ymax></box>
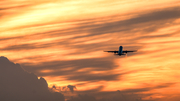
<box><xmin>104</xmin><ymin>51</ymin><xmax>118</xmax><ymax>53</ymax></box>
<box><xmin>122</xmin><ymin>50</ymin><xmax>137</xmax><ymax>53</ymax></box>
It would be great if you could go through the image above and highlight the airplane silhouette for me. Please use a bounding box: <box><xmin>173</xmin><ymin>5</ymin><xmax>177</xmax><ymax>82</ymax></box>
<box><xmin>104</xmin><ymin>46</ymin><xmax>137</xmax><ymax>56</ymax></box>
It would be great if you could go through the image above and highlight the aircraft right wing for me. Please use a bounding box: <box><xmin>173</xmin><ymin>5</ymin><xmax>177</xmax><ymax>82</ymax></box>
<box><xmin>122</xmin><ymin>50</ymin><xmax>137</xmax><ymax>53</ymax></box>
<box><xmin>104</xmin><ymin>51</ymin><xmax>118</xmax><ymax>53</ymax></box>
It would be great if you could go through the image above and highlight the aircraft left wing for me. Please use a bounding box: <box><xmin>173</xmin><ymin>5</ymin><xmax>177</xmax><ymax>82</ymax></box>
<box><xmin>104</xmin><ymin>51</ymin><xmax>118</xmax><ymax>53</ymax></box>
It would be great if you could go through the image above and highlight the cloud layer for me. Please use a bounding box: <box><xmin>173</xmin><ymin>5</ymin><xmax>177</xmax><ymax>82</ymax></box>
<box><xmin>0</xmin><ymin>56</ymin><xmax>64</xmax><ymax>101</ymax></box>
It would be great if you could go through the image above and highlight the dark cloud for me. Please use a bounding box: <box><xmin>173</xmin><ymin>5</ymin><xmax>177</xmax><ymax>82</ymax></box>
<box><xmin>0</xmin><ymin>35</ymin><xmax>25</xmax><ymax>41</ymax></box>
<box><xmin>23</xmin><ymin>57</ymin><xmax>117</xmax><ymax>71</ymax></box>
<box><xmin>123</xmin><ymin>83</ymin><xmax>175</xmax><ymax>93</ymax></box>
<box><xmin>0</xmin><ymin>43</ymin><xmax>53</xmax><ymax>51</ymax></box>
<box><xmin>0</xmin><ymin>10</ymin><xmax>3</xmax><ymax>18</ymax></box>
<box><xmin>0</xmin><ymin>7</ymin><xmax>11</xmax><ymax>10</ymax></box>
<box><xmin>67</xmin><ymin>85</ymin><xmax>76</xmax><ymax>93</ymax></box>
<box><xmin>67</xmin><ymin>94</ymin><xmax>97</xmax><ymax>101</ymax></box>
<box><xmin>57</xmin><ymin>6</ymin><xmax>180</xmax><ymax>38</ymax></box>
<box><xmin>0</xmin><ymin>57</ymin><xmax>156</xmax><ymax>101</ymax></box>
<box><xmin>157</xmin><ymin>95</ymin><xmax>180</xmax><ymax>101</ymax></box>
<box><xmin>0</xmin><ymin>4</ymin><xmax>29</xmax><ymax>10</ymax></box>
<box><xmin>68</xmin><ymin>83</ymin><xmax>174</xmax><ymax>101</ymax></box>
<box><xmin>86</xmin><ymin>7</ymin><xmax>180</xmax><ymax>35</ymax></box>
<box><xmin>0</xmin><ymin>56</ymin><xmax>64</xmax><ymax>101</ymax></box>
<box><xmin>21</xmin><ymin>57</ymin><xmax>120</xmax><ymax>81</ymax></box>
<box><xmin>68</xmin><ymin>90</ymin><xmax>146</xmax><ymax>101</ymax></box>
<box><xmin>67</xmin><ymin>73</ymin><xmax>120</xmax><ymax>81</ymax></box>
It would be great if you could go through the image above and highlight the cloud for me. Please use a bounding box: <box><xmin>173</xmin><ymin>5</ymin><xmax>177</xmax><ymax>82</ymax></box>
<box><xmin>67</xmin><ymin>73</ymin><xmax>119</xmax><ymax>81</ymax></box>
<box><xmin>86</xmin><ymin>7</ymin><xmax>180</xmax><ymax>36</ymax></box>
<box><xmin>1</xmin><ymin>4</ymin><xmax>180</xmax><ymax>101</ymax></box>
<box><xmin>0</xmin><ymin>55</ymin><xmax>156</xmax><ymax>101</ymax></box>
<box><xmin>0</xmin><ymin>56</ymin><xmax>64</xmax><ymax>101</ymax></box>
<box><xmin>68</xmin><ymin>83</ymin><xmax>174</xmax><ymax>101</ymax></box>
<box><xmin>0</xmin><ymin>43</ymin><xmax>52</xmax><ymax>51</ymax></box>
<box><xmin>67</xmin><ymin>85</ymin><xmax>76</xmax><ymax>93</ymax></box>
<box><xmin>1</xmin><ymin>6</ymin><xmax>180</xmax><ymax>53</ymax></box>
<box><xmin>157</xmin><ymin>95</ymin><xmax>180</xmax><ymax>101</ymax></box>
<box><xmin>67</xmin><ymin>90</ymin><xmax>145</xmax><ymax>101</ymax></box>
<box><xmin>67</xmin><ymin>94</ymin><xmax>97</xmax><ymax>101</ymax></box>
<box><xmin>123</xmin><ymin>83</ymin><xmax>174</xmax><ymax>93</ymax></box>
<box><xmin>0</xmin><ymin>55</ymin><xmax>175</xmax><ymax>101</ymax></box>
<box><xmin>21</xmin><ymin>57</ymin><xmax>120</xmax><ymax>81</ymax></box>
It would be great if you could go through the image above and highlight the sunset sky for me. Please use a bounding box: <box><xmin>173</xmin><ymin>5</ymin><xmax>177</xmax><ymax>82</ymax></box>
<box><xmin>1</xmin><ymin>0</ymin><xmax>180</xmax><ymax>101</ymax></box>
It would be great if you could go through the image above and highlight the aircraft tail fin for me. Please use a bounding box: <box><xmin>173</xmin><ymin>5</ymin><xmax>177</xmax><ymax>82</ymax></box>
<box><xmin>118</xmin><ymin>46</ymin><xmax>123</xmax><ymax>54</ymax></box>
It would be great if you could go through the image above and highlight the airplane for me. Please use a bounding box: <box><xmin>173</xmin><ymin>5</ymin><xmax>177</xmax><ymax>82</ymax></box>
<box><xmin>104</xmin><ymin>46</ymin><xmax>137</xmax><ymax>56</ymax></box>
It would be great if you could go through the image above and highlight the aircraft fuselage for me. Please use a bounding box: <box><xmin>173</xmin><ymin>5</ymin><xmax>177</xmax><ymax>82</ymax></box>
<box><xmin>117</xmin><ymin>46</ymin><xmax>125</xmax><ymax>55</ymax></box>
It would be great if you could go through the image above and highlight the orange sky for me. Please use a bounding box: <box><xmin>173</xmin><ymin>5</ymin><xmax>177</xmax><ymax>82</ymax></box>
<box><xmin>1</xmin><ymin>0</ymin><xmax>180</xmax><ymax>100</ymax></box>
